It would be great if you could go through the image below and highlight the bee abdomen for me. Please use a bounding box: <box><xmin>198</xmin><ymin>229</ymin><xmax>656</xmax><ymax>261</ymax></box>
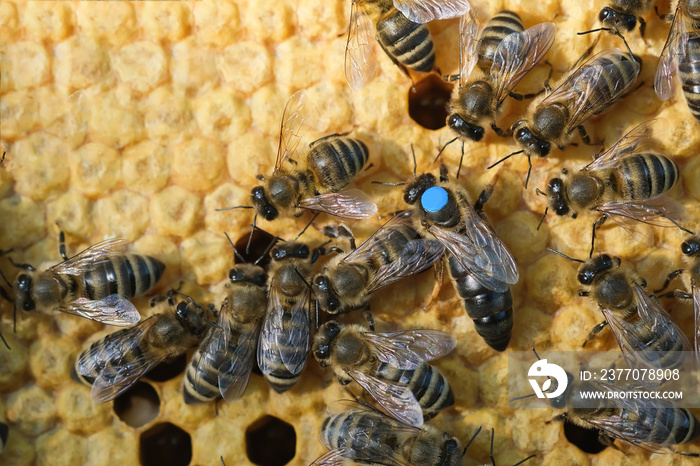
<box><xmin>580</xmin><ymin>53</ymin><xmax>639</xmax><ymax>105</ymax></box>
<box><xmin>263</xmin><ymin>368</ymin><xmax>301</xmax><ymax>393</ymax></box>
<box><xmin>630</xmin><ymin>405</ymin><xmax>700</xmax><ymax>445</ymax></box>
<box><xmin>183</xmin><ymin>351</ymin><xmax>221</xmax><ymax>404</ymax></box>
<box><xmin>376</xmin><ymin>9</ymin><xmax>435</xmax><ymax>72</ymax></box>
<box><xmin>81</xmin><ymin>254</ymin><xmax>165</xmax><ymax>301</ymax></box>
<box><xmin>679</xmin><ymin>33</ymin><xmax>700</xmax><ymax>121</ymax></box>
<box><xmin>476</xmin><ymin>10</ymin><xmax>524</xmax><ymax>71</ymax></box>
<box><xmin>307</xmin><ymin>137</ymin><xmax>369</xmax><ymax>192</ymax></box>
<box><xmin>618</xmin><ymin>153</ymin><xmax>679</xmax><ymax>200</ymax></box>
<box><xmin>74</xmin><ymin>329</ymin><xmax>141</xmax><ymax>386</ymax></box>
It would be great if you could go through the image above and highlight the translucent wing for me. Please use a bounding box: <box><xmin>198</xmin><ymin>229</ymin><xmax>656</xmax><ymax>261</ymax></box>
<box><xmin>50</xmin><ymin>238</ymin><xmax>130</xmax><ymax>275</ymax></box>
<box><xmin>693</xmin><ymin>282</ymin><xmax>700</xmax><ymax>356</ymax></box>
<box><xmin>365</xmin><ymin>329</ymin><xmax>457</xmax><ymax>369</ymax></box>
<box><xmin>345</xmin><ymin>0</ymin><xmax>379</xmax><ymax>91</ymax></box>
<box><xmin>275</xmin><ymin>91</ymin><xmax>309</xmax><ymax>172</ymax></box>
<box><xmin>655</xmin><ymin>2</ymin><xmax>687</xmax><ymax>101</ymax></box>
<box><xmin>341</xmin><ymin>210</ymin><xmax>415</xmax><ymax>264</ymax></box>
<box><xmin>541</xmin><ymin>48</ymin><xmax>640</xmax><ymax>132</ymax></box>
<box><xmin>299</xmin><ymin>189</ymin><xmax>378</xmax><ymax>219</ymax></box>
<box><xmin>310</xmin><ymin>448</ymin><xmax>352</xmax><ymax>466</ymax></box>
<box><xmin>601</xmin><ymin>285</ymin><xmax>691</xmax><ymax>373</ymax></box>
<box><xmin>458</xmin><ymin>10</ymin><xmax>480</xmax><ymax>88</ymax></box>
<box><xmin>491</xmin><ymin>22</ymin><xmax>557</xmax><ymax>105</ymax></box>
<box><xmin>582</xmin><ymin>120</ymin><xmax>655</xmax><ymax>172</ymax></box>
<box><xmin>218</xmin><ymin>326</ymin><xmax>260</xmax><ymax>401</ymax></box>
<box><xmin>350</xmin><ymin>370</ymin><xmax>424</xmax><ymax>427</ymax></box>
<box><xmin>62</xmin><ymin>294</ymin><xmax>141</xmax><ymax>326</ymax></box>
<box><xmin>596</xmin><ymin>196</ymin><xmax>688</xmax><ymax>228</ymax></box>
<box><xmin>366</xmin><ymin>239</ymin><xmax>444</xmax><ymax>293</ymax></box>
<box><xmin>393</xmin><ymin>0</ymin><xmax>471</xmax><ymax>23</ymax></box>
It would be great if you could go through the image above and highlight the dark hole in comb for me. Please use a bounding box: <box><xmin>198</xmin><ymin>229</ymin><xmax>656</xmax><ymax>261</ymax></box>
<box><xmin>563</xmin><ymin>419</ymin><xmax>608</xmax><ymax>454</ymax></box>
<box><xmin>140</xmin><ymin>422</ymin><xmax>192</xmax><ymax>466</ymax></box>
<box><xmin>145</xmin><ymin>353</ymin><xmax>187</xmax><ymax>382</ymax></box>
<box><xmin>234</xmin><ymin>228</ymin><xmax>278</xmax><ymax>268</ymax></box>
<box><xmin>113</xmin><ymin>381</ymin><xmax>160</xmax><ymax>428</ymax></box>
<box><xmin>408</xmin><ymin>74</ymin><xmax>453</xmax><ymax>130</ymax></box>
<box><xmin>245</xmin><ymin>415</ymin><xmax>296</xmax><ymax>466</ymax></box>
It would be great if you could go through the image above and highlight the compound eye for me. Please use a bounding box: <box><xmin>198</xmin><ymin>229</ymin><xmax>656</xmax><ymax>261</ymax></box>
<box><xmin>447</xmin><ymin>114</ymin><xmax>463</xmax><ymax>129</ymax></box>
<box><xmin>578</xmin><ymin>270</ymin><xmax>594</xmax><ymax>285</ymax></box>
<box><xmin>298</xmin><ymin>244</ymin><xmax>310</xmax><ymax>257</ymax></box>
<box><xmin>228</xmin><ymin>269</ymin><xmax>244</xmax><ymax>282</ymax></box>
<box><xmin>624</xmin><ymin>15</ymin><xmax>637</xmax><ymax>31</ymax></box>
<box><xmin>314</xmin><ymin>345</ymin><xmax>329</xmax><ymax>360</ymax></box>
<box><xmin>175</xmin><ymin>302</ymin><xmax>189</xmax><ymax>319</ymax></box>
<box><xmin>17</xmin><ymin>274</ymin><xmax>31</xmax><ymax>292</ymax></box>
<box><xmin>515</xmin><ymin>128</ymin><xmax>528</xmax><ymax>140</ymax></box>
<box><xmin>327</xmin><ymin>297</ymin><xmax>340</xmax><ymax>313</ymax></box>
<box><xmin>554</xmin><ymin>203</ymin><xmax>569</xmax><ymax>216</ymax></box>
<box><xmin>599</xmin><ymin>7</ymin><xmax>612</xmax><ymax>22</ymax></box>
<box><xmin>600</xmin><ymin>254</ymin><xmax>613</xmax><ymax>269</ymax></box>
<box><xmin>326</xmin><ymin>321</ymin><xmax>341</xmax><ymax>337</ymax></box>
<box><xmin>682</xmin><ymin>240</ymin><xmax>700</xmax><ymax>256</ymax></box>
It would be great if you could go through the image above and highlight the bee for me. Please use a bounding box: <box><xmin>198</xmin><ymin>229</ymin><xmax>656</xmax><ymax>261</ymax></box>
<box><xmin>655</xmin><ymin>0</ymin><xmax>700</xmax><ymax>121</ymax></box>
<box><xmin>73</xmin><ymin>291</ymin><xmax>208</xmax><ymax>402</ymax></box>
<box><xmin>402</xmin><ymin>164</ymin><xmax>519</xmax><ymax>351</ymax></box>
<box><xmin>445</xmin><ymin>11</ymin><xmax>555</xmax><ymax>143</ymax></box>
<box><xmin>597</xmin><ymin>1</ymin><xmax>654</xmax><ymax>37</ymax></box>
<box><xmin>222</xmin><ymin>91</ymin><xmax>376</xmax><ymax>222</ymax></box>
<box><xmin>183</xmin><ymin>263</ymin><xmax>268</xmax><ymax>404</ymax></box>
<box><xmin>312</xmin><ymin>320</ymin><xmax>456</xmax><ymax>426</ymax></box>
<box><xmin>502</xmin><ymin>47</ymin><xmax>640</xmax><ymax>187</ymax></box>
<box><xmin>311</xmin><ymin>403</ymin><xmax>464</xmax><ymax>466</ymax></box>
<box><xmin>344</xmin><ymin>0</ymin><xmax>471</xmax><ymax>90</ymax></box>
<box><xmin>0</xmin><ymin>235</ymin><xmax>165</xmax><ymax>328</ymax></box>
<box><xmin>312</xmin><ymin>210</ymin><xmax>444</xmax><ymax>318</ymax></box>
<box><xmin>551</xmin><ymin>250</ymin><xmax>691</xmax><ymax>372</ymax></box>
<box><xmin>540</xmin><ymin>121</ymin><xmax>688</xmax><ymax>256</ymax></box>
<box><xmin>257</xmin><ymin>241</ymin><xmax>318</xmax><ymax>393</ymax></box>
<box><xmin>0</xmin><ymin>422</ymin><xmax>7</xmax><ymax>454</ymax></box>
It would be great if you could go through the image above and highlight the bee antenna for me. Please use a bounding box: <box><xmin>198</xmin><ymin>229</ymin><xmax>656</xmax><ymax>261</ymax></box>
<box><xmin>535</xmin><ymin>188</ymin><xmax>547</xmax><ymax>197</ymax></box>
<box><xmin>537</xmin><ymin>205</ymin><xmax>549</xmax><ymax>231</ymax></box>
<box><xmin>434</xmin><ymin>137</ymin><xmax>459</xmax><ymax>164</ymax></box>
<box><xmin>411</xmin><ymin>143</ymin><xmax>417</xmax><ymax>177</ymax></box>
<box><xmin>223</xmin><ymin>232</ymin><xmax>247</xmax><ymax>264</ymax></box>
<box><xmin>547</xmin><ymin>247</ymin><xmax>584</xmax><ymax>263</ymax></box>
<box><xmin>508</xmin><ymin>392</ymin><xmax>537</xmax><ymax>402</ymax></box>
<box><xmin>256</xmin><ymin>174</ymin><xmax>265</xmax><ymax>181</ymax></box>
<box><xmin>220</xmin><ymin>456</ymin><xmax>225</xmax><ymax>466</ymax></box>
<box><xmin>462</xmin><ymin>426</ymin><xmax>482</xmax><ymax>457</ymax></box>
<box><xmin>487</xmin><ymin>150</ymin><xmax>524</xmax><ymax>170</ymax></box>
<box><xmin>0</xmin><ymin>146</ymin><xmax>7</xmax><ymax>164</ymax></box>
<box><xmin>0</xmin><ymin>331</ymin><xmax>9</xmax><ymax>350</ymax></box>
<box><xmin>13</xmin><ymin>301</ymin><xmax>17</xmax><ymax>334</ymax></box>
<box><xmin>0</xmin><ymin>267</ymin><xmax>12</xmax><ymax>289</ymax></box>
<box><xmin>215</xmin><ymin>205</ymin><xmax>253</xmax><ymax>212</ymax></box>
<box><xmin>295</xmin><ymin>213</ymin><xmax>320</xmax><ymax>240</ymax></box>
<box><xmin>293</xmin><ymin>267</ymin><xmax>312</xmax><ymax>290</ymax></box>
<box><xmin>524</xmin><ymin>153</ymin><xmax>533</xmax><ymax>189</ymax></box>
<box><xmin>371</xmin><ymin>181</ymin><xmax>406</xmax><ymax>186</ymax></box>
<box><xmin>513</xmin><ymin>454</ymin><xmax>537</xmax><ymax>466</ymax></box>
<box><xmin>206</xmin><ymin>319</ymin><xmax>224</xmax><ymax>332</ymax></box>
<box><xmin>532</xmin><ymin>345</ymin><xmax>541</xmax><ymax>360</ymax></box>
<box><xmin>489</xmin><ymin>428</ymin><xmax>496</xmax><ymax>466</ymax></box>
<box><xmin>254</xmin><ymin>235</ymin><xmax>280</xmax><ymax>266</ymax></box>
<box><xmin>456</xmin><ymin>141</ymin><xmax>465</xmax><ymax>179</ymax></box>
<box><xmin>247</xmin><ymin>214</ymin><xmax>258</xmax><ymax>255</ymax></box>
<box><xmin>577</xmin><ymin>27</ymin><xmax>609</xmax><ymax>36</ymax></box>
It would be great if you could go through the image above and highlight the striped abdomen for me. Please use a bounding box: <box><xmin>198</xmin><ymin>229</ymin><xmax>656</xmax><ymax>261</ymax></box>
<box><xmin>359</xmin><ymin>224</ymin><xmax>421</xmax><ymax>274</ymax></box>
<box><xmin>476</xmin><ymin>10</ymin><xmax>524</xmax><ymax>71</ymax></box>
<box><xmin>64</xmin><ymin>254</ymin><xmax>165</xmax><ymax>302</ymax></box>
<box><xmin>307</xmin><ymin>137</ymin><xmax>369</xmax><ymax>193</ymax></box>
<box><xmin>614</xmin><ymin>153</ymin><xmax>679</xmax><ymax>200</ymax></box>
<box><xmin>376</xmin><ymin>8</ymin><xmax>435</xmax><ymax>72</ymax></box>
<box><xmin>374</xmin><ymin>361</ymin><xmax>454</xmax><ymax>421</ymax></box>
<box><xmin>679</xmin><ymin>32</ymin><xmax>700</xmax><ymax>121</ymax></box>
<box><xmin>321</xmin><ymin>410</ymin><xmax>403</xmax><ymax>461</ymax></box>
<box><xmin>448</xmin><ymin>254</ymin><xmax>513</xmax><ymax>352</ymax></box>
<box><xmin>619</xmin><ymin>404</ymin><xmax>699</xmax><ymax>445</ymax></box>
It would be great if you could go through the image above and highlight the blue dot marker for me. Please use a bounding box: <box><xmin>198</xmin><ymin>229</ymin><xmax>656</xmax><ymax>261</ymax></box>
<box><xmin>421</xmin><ymin>186</ymin><xmax>448</xmax><ymax>212</ymax></box>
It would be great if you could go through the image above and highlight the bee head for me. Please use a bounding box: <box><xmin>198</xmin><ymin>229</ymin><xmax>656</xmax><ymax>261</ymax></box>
<box><xmin>271</xmin><ymin>242</ymin><xmax>310</xmax><ymax>261</ymax></box>
<box><xmin>514</xmin><ymin>123</ymin><xmax>551</xmax><ymax>158</ymax></box>
<box><xmin>14</xmin><ymin>273</ymin><xmax>34</xmax><ymax>311</ymax></box>
<box><xmin>251</xmin><ymin>186</ymin><xmax>278</xmax><ymax>221</ymax></box>
<box><xmin>578</xmin><ymin>254</ymin><xmax>617</xmax><ymax>285</ymax></box>
<box><xmin>403</xmin><ymin>173</ymin><xmax>436</xmax><ymax>205</ymax></box>
<box><xmin>547</xmin><ymin>178</ymin><xmax>570</xmax><ymax>216</ymax></box>
<box><xmin>175</xmin><ymin>299</ymin><xmax>208</xmax><ymax>336</ymax></box>
<box><xmin>447</xmin><ymin>113</ymin><xmax>484</xmax><ymax>142</ymax></box>
<box><xmin>312</xmin><ymin>320</ymin><xmax>342</xmax><ymax>365</ymax></box>
<box><xmin>599</xmin><ymin>7</ymin><xmax>637</xmax><ymax>33</ymax></box>
<box><xmin>312</xmin><ymin>274</ymin><xmax>341</xmax><ymax>314</ymax></box>
<box><xmin>548</xmin><ymin>371</ymin><xmax>574</xmax><ymax>409</ymax></box>
<box><xmin>441</xmin><ymin>436</ymin><xmax>463</xmax><ymax>466</ymax></box>
<box><xmin>228</xmin><ymin>264</ymin><xmax>267</xmax><ymax>286</ymax></box>
<box><xmin>682</xmin><ymin>237</ymin><xmax>700</xmax><ymax>257</ymax></box>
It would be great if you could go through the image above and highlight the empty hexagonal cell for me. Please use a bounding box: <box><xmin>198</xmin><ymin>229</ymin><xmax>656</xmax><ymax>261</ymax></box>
<box><xmin>140</xmin><ymin>422</ymin><xmax>191</xmax><ymax>466</ymax></box>
<box><xmin>246</xmin><ymin>415</ymin><xmax>296</xmax><ymax>466</ymax></box>
<box><xmin>113</xmin><ymin>382</ymin><xmax>160</xmax><ymax>428</ymax></box>
<box><xmin>145</xmin><ymin>353</ymin><xmax>188</xmax><ymax>383</ymax></box>
<box><xmin>233</xmin><ymin>228</ymin><xmax>278</xmax><ymax>268</ymax></box>
<box><xmin>407</xmin><ymin>74</ymin><xmax>453</xmax><ymax>130</ymax></box>
<box><xmin>563</xmin><ymin>419</ymin><xmax>607</xmax><ymax>454</ymax></box>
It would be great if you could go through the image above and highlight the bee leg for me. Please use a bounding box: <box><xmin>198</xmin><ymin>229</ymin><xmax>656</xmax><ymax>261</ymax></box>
<box><xmin>577</xmin><ymin>125</ymin><xmax>602</xmax><ymax>146</ymax></box>
<box><xmin>547</xmin><ymin>413</ymin><xmax>567</xmax><ymax>424</ymax></box>
<box><xmin>439</xmin><ymin>162</ymin><xmax>449</xmax><ymax>182</ymax></box>
<box><xmin>443</xmin><ymin>73</ymin><xmax>460</xmax><ymax>82</ymax></box>
<box><xmin>58</xmin><ymin>230</ymin><xmax>68</xmax><ymax>261</ymax></box>
<box><xmin>590</xmin><ymin>215</ymin><xmax>608</xmax><ymax>257</ymax></box>
<box><xmin>654</xmin><ymin>6</ymin><xmax>672</xmax><ymax>22</ymax></box>
<box><xmin>672</xmin><ymin>449</ymin><xmax>700</xmax><ymax>457</ymax></box>
<box><xmin>474</xmin><ymin>185</ymin><xmax>494</xmax><ymax>213</ymax></box>
<box><xmin>638</xmin><ymin>17</ymin><xmax>646</xmax><ymax>38</ymax></box>
<box><xmin>363</xmin><ymin>308</ymin><xmax>375</xmax><ymax>331</ymax></box>
<box><xmin>655</xmin><ymin>270</ymin><xmax>685</xmax><ymax>295</ymax></box>
<box><xmin>582</xmin><ymin>320</ymin><xmax>608</xmax><ymax>347</ymax></box>
<box><xmin>424</xmin><ymin>258</ymin><xmax>444</xmax><ymax>311</ymax></box>
<box><xmin>0</xmin><ymin>286</ymin><xmax>12</xmax><ymax>303</ymax></box>
<box><xmin>490</xmin><ymin>123</ymin><xmax>511</xmax><ymax>138</ymax></box>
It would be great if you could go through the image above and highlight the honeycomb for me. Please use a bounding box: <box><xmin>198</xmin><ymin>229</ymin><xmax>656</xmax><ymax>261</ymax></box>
<box><xmin>1</xmin><ymin>0</ymin><xmax>699</xmax><ymax>465</ymax></box>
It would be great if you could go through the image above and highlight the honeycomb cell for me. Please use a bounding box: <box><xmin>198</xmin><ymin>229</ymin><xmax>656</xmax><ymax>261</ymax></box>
<box><xmin>303</xmin><ymin>81</ymin><xmax>353</xmax><ymax>134</ymax></box>
<box><xmin>351</xmin><ymin>79</ymin><xmax>407</xmax><ymax>130</ymax></box>
<box><xmin>53</xmin><ymin>37</ymin><xmax>110</xmax><ymax>89</ymax></box>
<box><xmin>140</xmin><ymin>422</ymin><xmax>192</xmax><ymax>466</ymax></box>
<box><xmin>113</xmin><ymin>381</ymin><xmax>160</xmax><ymax>428</ymax></box>
<box><xmin>203</xmin><ymin>183</ymin><xmax>255</xmax><ymax>235</ymax></box>
<box><xmin>150</xmin><ymin>186</ymin><xmax>202</xmax><ymax>238</ymax></box>
<box><xmin>564</xmin><ymin>420</ymin><xmax>608</xmax><ymax>454</ymax></box>
<box><xmin>525</xmin><ymin>254</ymin><xmax>580</xmax><ymax>312</ymax></box>
<box><xmin>86</xmin><ymin>425</ymin><xmax>139</xmax><ymax>466</ymax></box>
<box><xmin>0</xmin><ymin>89</ymin><xmax>37</xmax><ymax>139</ymax></box>
<box><xmin>684</xmin><ymin>155</ymin><xmax>700</xmax><ymax>201</ymax></box>
<box><xmin>180</xmin><ymin>230</ymin><xmax>230</xmax><ymax>285</ymax></box>
<box><xmin>0</xmin><ymin>195</ymin><xmax>45</xmax><ymax>248</ymax></box>
<box><xmin>245</xmin><ymin>415</ymin><xmax>296</xmax><ymax>466</ymax></box>
<box><xmin>5</xmin><ymin>41</ymin><xmax>50</xmax><ymax>90</ymax></box>
<box><xmin>192</xmin><ymin>88</ymin><xmax>251</xmax><ymax>142</ymax></box>
<box><xmin>172</xmin><ymin>138</ymin><xmax>225</xmax><ymax>192</ymax></box>
<box><xmin>296</xmin><ymin>0</ymin><xmax>344</xmax><ymax>40</ymax></box>
<box><xmin>551</xmin><ymin>303</ymin><xmax>601</xmax><ymax>350</ymax></box>
<box><xmin>94</xmin><ymin>190</ymin><xmax>149</xmax><ymax>242</ymax></box>
<box><xmin>144</xmin><ymin>86</ymin><xmax>195</xmax><ymax>139</ymax></box>
<box><xmin>46</xmin><ymin>192</ymin><xmax>91</xmax><ymax>240</ymax></box>
<box><xmin>250</xmin><ymin>85</ymin><xmax>288</xmax><ymax>135</ymax></box>
<box><xmin>407</xmin><ymin>74</ymin><xmax>453</xmax><ymax>131</ymax></box>
<box><xmin>10</xmin><ymin>133</ymin><xmax>69</xmax><ymax>201</ymax></box>
<box><xmin>23</xmin><ymin>2</ymin><xmax>73</xmax><ymax>42</ymax></box>
<box><xmin>0</xmin><ymin>1</ymin><xmax>19</xmax><ymax>47</ymax></box>
<box><xmin>35</xmin><ymin>85</ymin><xmax>88</xmax><ymax>147</ymax></box>
<box><xmin>75</xmin><ymin>2</ymin><xmax>135</xmax><ymax>47</ymax></box>
<box><xmin>226</xmin><ymin>133</ymin><xmax>276</xmax><ymax>189</ymax></box>
<box><xmin>218</xmin><ymin>41</ymin><xmax>272</xmax><ymax>94</ymax></box>
<box><xmin>86</xmin><ymin>87</ymin><xmax>144</xmax><ymax>149</ymax></box>
<box><xmin>121</xmin><ymin>141</ymin><xmax>171</xmax><ymax>195</ymax></box>
<box><xmin>5</xmin><ymin>385</ymin><xmax>57</xmax><ymax>436</ymax></box>
<box><xmin>69</xmin><ymin>142</ymin><xmax>120</xmax><ymax>198</ymax></box>
<box><xmin>56</xmin><ymin>384</ymin><xmax>112</xmax><ymax>436</ymax></box>
<box><xmin>140</xmin><ymin>1</ymin><xmax>191</xmax><ymax>42</ymax></box>
<box><xmin>0</xmin><ymin>428</ymin><xmax>36</xmax><ymax>466</ymax></box>
<box><xmin>509</xmin><ymin>305</ymin><xmax>554</xmax><ymax>350</ymax></box>
<box><xmin>171</xmin><ymin>38</ymin><xmax>219</xmax><ymax>94</ymax></box>
<box><xmin>0</xmin><ymin>333</ymin><xmax>28</xmax><ymax>391</ymax></box>
<box><xmin>193</xmin><ymin>1</ymin><xmax>239</xmax><ymax>46</ymax></box>
<box><xmin>113</xmin><ymin>41</ymin><xmax>168</xmax><ymax>94</ymax></box>
<box><xmin>274</xmin><ymin>37</ymin><xmax>324</xmax><ymax>90</ymax></box>
<box><xmin>496</xmin><ymin>210</ymin><xmax>549</xmax><ymax>265</ymax></box>
<box><xmin>244</xmin><ymin>2</ymin><xmax>294</xmax><ymax>43</ymax></box>
<box><xmin>36</xmin><ymin>428</ymin><xmax>87</xmax><ymax>466</ymax></box>
<box><xmin>29</xmin><ymin>336</ymin><xmax>76</xmax><ymax>392</ymax></box>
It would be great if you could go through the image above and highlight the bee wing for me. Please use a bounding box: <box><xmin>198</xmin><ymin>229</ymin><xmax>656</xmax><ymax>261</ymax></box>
<box><xmin>345</xmin><ymin>0</ymin><xmax>379</xmax><ymax>91</ymax></box>
<box><xmin>341</xmin><ymin>210</ymin><xmax>414</xmax><ymax>264</ymax></box>
<box><xmin>582</xmin><ymin>120</ymin><xmax>655</xmax><ymax>172</ymax></box>
<box><xmin>655</xmin><ymin>2</ymin><xmax>687</xmax><ymax>101</ymax></box>
<box><xmin>365</xmin><ymin>329</ymin><xmax>457</xmax><ymax>369</ymax></box>
<box><xmin>393</xmin><ymin>0</ymin><xmax>471</xmax><ymax>23</ymax></box>
<box><xmin>49</xmin><ymin>238</ymin><xmax>130</xmax><ymax>275</ymax></box>
<box><xmin>693</xmin><ymin>282</ymin><xmax>700</xmax><ymax>357</ymax></box>
<box><xmin>299</xmin><ymin>189</ymin><xmax>378</xmax><ymax>219</ymax></box>
<box><xmin>275</xmin><ymin>91</ymin><xmax>309</xmax><ymax>172</ymax></box>
<box><xmin>217</xmin><ymin>326</ymin><xmax>260</xmax><ymax>401</ymax></box>
<box><xmin>366</xmin><ymin>239</ymin><xmax>444</xmax><ymax>294</ymax></box>
<box><xmin>491</xmin><ymin>22</ymin><xmax>556</xmax><ymax>106</ymax></box>
<box><xmin>458</xmin><ymin>10</ymin><xmax>480</xmax><ymax>88</ymax></box>
<box><xmin>541</xmin><ymin>48</ymin><xmax>640</xmax><ymax>132</ymax></box>
<box><xmin>61</xmin><ymin>294</ymin><xmax>141</xmax><ymax>326</ymax></box>
<box><xmin>309</xmin><ymin>448</ymin><xmax>352</xmax><ymax>466</ymax></box>
<box><xmin>350</xmin><ymin>370</ymin><xmax>424</xmax><ymax>427</ymax></box>
<box><xmin>596</xmin><ymin>196</ymin><xmax>688</xmax><ymax>229</ymax></box>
